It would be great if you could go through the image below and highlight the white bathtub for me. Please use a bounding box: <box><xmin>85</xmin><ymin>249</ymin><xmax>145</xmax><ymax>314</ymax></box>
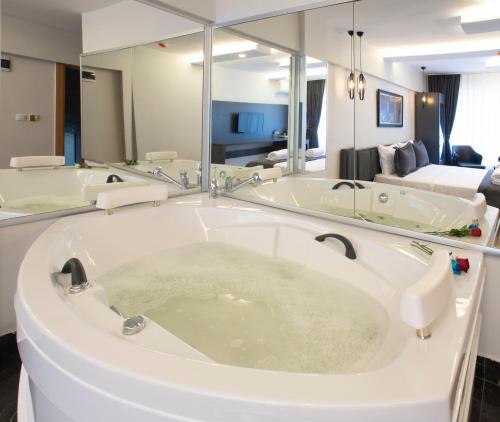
<box><xmin>0</xmin><ymin>166</ymin><xmax>149</xmax><ymax>218</ymax></box>
<box><xmin>16</xmin><ymin>195</ymin><xmax>484</xmax><ymax>421</ymax></box>
<box><xmin>234</xmin><ymin>177</ymin><xmax>499</xmax><ymax>246</ymax></box>
<box><xmin>0</xmin><ymin>166</ymin><xmax>156</xmax><ymax>336</ymax></box>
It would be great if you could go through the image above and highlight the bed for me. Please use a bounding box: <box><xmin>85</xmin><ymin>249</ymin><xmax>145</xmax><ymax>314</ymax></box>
<box><xmin>340</xmin><ymin>146</ymin><xmax>498</xmax><ymax>206</ymax></box>
<box><xmin>374</xmin><ymin>164</ymin><xmax>488</xmax><ymax>200</ymax></box>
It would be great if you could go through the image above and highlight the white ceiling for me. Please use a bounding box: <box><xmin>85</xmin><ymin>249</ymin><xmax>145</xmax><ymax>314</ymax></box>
<box><xmin>3</xmin><ymin>0</ymin><xmax>500</xmax><ymax>73</ymax></box>
<box><xmin>354</xmin><ymin>0</ymin><xmax>500</xmax><ymax>73</ymax></box>
<box><xmin>1</xmin><ymin>0</ymin><xmax>123</xmax><ymax>33</ymax></box>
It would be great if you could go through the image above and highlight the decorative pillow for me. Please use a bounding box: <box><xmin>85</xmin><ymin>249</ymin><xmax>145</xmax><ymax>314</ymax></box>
<box><xmin>378</xmin><ymin>142</ymin><xmax>409</xmax><ymax>175</ymax></box>
<box><xmin>394</xmin><ymin>143</ymin><xmax>417</xmax><ymax>177</ymax></box>
<box><xmin>413</xmin><ymin>140</ymin><xmax>430</xmax><ymax>168</ymax></box>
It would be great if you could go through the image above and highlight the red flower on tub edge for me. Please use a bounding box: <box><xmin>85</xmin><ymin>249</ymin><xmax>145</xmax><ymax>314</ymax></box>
<box><xmin>456</xmin><ymin>258</ymin><xmax>470</xmax><ymax>273</ymax></box>
<box><xmin>470</xmin><ymin>228</ymin><xmax>482</xmax><ymax>237</ymax></box>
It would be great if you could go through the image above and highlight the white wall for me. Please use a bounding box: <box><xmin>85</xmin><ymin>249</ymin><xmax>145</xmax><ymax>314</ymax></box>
<box><xmin>82</xmin><ymin>67</ymin><xmax>126</xmax><ymax>162</ymax></box>
<box><xmin>154</xmin><ymin>0</ymin><xmax>215</xmax><ymax>22</ymax></box>
<box><xmin>82</xmin><ymin>0</ymin><xmax>203</xmax><ymax>53</ymax></box>
<box><xmin>213</xmin><ymin>66</ymin><xmax>289</xmax><ymax>105</ymax></box>
<box><xmin>132</xmin><ymin>46</ymin><xmax>203</xmax><ymax>160</ymax></box>
<box><xmin>1</xmin><ymin>14</ymin><xmax>81</xmax><ymax>66</ymax></box>
<box><xmin>0</xmin><ymin>55</ymin><xmax>55</xmax><ymax>168</ymax></box>
<box><xmin>0</xmin><ymin>14</ymin><xmax>82</xmax><ymax>168</ymax></box>
<box><xmin>215</xmin><ymin>0</ymin><xmax>346</xmax><ymax>24</ymax></box>
<box><xmin>229</xmin><ymin>13</ymin><xmax>301</xmax><ymax>52</ymax></box>
<box><xmin>81</xmin><ymin>49</ymin><xmax>133</xmax><ymax>159</ymax></box>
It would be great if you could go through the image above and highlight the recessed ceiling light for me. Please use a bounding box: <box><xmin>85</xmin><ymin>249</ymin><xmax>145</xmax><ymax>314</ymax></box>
<box><xmin>238</xmin><ymin>53</ymin><xmax>247</xmax><ymax>58</ymax></box>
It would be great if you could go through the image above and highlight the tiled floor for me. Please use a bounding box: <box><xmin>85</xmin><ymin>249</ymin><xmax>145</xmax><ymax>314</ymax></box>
<box><xmin>0</xmin><ymin>334</ymin><xmax>20</xmax><ymax>422</ymax></box>
<box><xmin>471</xmin><ymin>356</ymin><xmax>500</xmax><ymax>422</ymax></box>
<box><xmin>0</xmin><ymin>333</ymin><xmax>499</xmax><ymax>422</ymax></box>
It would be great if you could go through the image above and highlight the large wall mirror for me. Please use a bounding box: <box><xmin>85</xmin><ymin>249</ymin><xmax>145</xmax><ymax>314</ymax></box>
<box><xmin>82</xmin><ymin>29</ymin><xmax>205</xmax><ymax>195</ymax></box>
<box><xmin>0</xmin><ymin>8</ymin><xmax>204</xmax><ymax>224</ymax></box>
<box><xmin>210</xmin><ymin>1</ymin><xmax>357</xmax><ymax>219</ymax></box>
<box><xmin>349</xmin><ymin>0</ymin><xmax>499</xmax><ymax>250</ymax></box>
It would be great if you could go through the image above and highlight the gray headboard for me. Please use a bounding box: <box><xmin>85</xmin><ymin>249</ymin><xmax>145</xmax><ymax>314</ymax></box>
<box><xmin>339</xmin><ymin>146</ymin><xmax>381</xmax><ymax>181</ymax></box>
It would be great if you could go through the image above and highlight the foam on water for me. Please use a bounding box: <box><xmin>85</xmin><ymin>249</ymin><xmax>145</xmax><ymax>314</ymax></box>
<box><xmin>2</xmin><ymin>194</ymin><xmax>86</xmax><ymax>213</ymax></box>
<box><xmin>97</xmin><ymin>242</ymin><xmax>389</xmax><ymax>374</ymax></box>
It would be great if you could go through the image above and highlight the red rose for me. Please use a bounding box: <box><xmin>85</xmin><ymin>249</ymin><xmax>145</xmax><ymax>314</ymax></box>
<box><xmin>456</xmin><ymin>258</ymin><xmax>470</xmax><ymax>273</ymax></box>
<box><xmin>470</xmin><ymin>228</ymin><xmax>482</xmax><ymax>237</ymax></box>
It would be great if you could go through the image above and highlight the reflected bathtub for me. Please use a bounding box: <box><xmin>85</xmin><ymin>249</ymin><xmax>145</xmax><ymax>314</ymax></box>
<box><xmin>0</xmin><ymin>166</ymin><xmax>148</xmax><ymax>218</ymax></box>
<box><xmin>16</xmin><ymin>196</ymin><xmax>484</xmax><ymax>421</ymax></box>
<box><xmin>234</xmin><ymin>177</ymin><xmax>499</xmax><ymax>246</ymax></box>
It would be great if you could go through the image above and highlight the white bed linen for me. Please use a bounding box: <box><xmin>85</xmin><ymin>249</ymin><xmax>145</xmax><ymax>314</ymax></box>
<box><xmin>374</xmin><ymin>164</ymin><xmax>487</xmax><ymax>199</ymax></box>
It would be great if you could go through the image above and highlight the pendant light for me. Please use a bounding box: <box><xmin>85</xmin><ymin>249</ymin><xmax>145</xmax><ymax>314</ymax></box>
<box><xmin>357</xmin><ymin>31</ymin><xmax>366</xmax><ymax>101</ymax></box>
<box><xmin>347</xmin><ymin>30</ymin><xmax>355</xmax><ymax>100</ymax></box>
<box><xmin>421</xmin><ymin>66</ymin><xmax>427</xmax><ymax>107</ymax></box>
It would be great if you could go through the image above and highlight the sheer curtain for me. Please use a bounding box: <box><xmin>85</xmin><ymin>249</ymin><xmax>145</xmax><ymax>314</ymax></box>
<box><xmin>450</xmin><ymin>72</ymin><xmax>500</xmax><ymax>165</ymax></box>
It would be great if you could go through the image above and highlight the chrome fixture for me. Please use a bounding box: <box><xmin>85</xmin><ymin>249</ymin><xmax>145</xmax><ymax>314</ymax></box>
<box><xmin>421</xmin><ymin>66</ymin><xmax>427</xmax><ymax>107</ymax></box>
<box><xmin>110</xmin><ymin>305</ymin><xmax>123</xmax><ymax>317</ymax></box>
<box><xmin>378</xmin><ymin>193</ymin><xmax>389</xmax><ymax>203</ymax></box>
<box><xmin>416</xmin><ymin>326</ymin><xmax>431</xmax><ymax>340</ymax></box>
<box><xmin>122</xmin><ymin>315</ymin><xmax>146</xmax><ymax>335</ymax></box>
<box><xmin>357</xmin><ymin>31</ymin><xmax>366</xmax><ymax>101</ymax></box>
<box><xmin>315</xmin><ymin>233</ymin><xmax>357</xmax><ymax>260</ymax></box>
<box><xmin>209</xmin><ymin>177</ymin><xmax>219</xmax><ymax>198</ymax></box>
<box><xmin>150</xmin><ymin>166</ymin><xmax>190</xmax><ymax>189</ymax></box>
<box><xmin>61</xmin><ymin>258</ymin><xmax>90</xmax><ymax>294</ymax></box>
<box><xmin>347</xmin><ymin>30</ymin><xmax>355</xmax><ymax>100</ymax></box>
<box><xmin>224</xmin><ymin>173</ymin><xmax>261</xmax><ymax>193</ymax></box>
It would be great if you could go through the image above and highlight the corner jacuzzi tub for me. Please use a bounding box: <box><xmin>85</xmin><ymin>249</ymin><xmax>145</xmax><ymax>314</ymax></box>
<box><xmin>234</xmin><ymin>177</ymin><xmax>499</xmax><ymax>246</ymax></box>
<box><xmin>16</xmin><ymin>196</ymin><xmax>484</xmax><ymax>422</ymax></box>
<box><xmin>0</xmin><ymin>166</ymin><xmax>156</xmax><ymax>336</ymax></box>
<box><xmin>0</xmin><ymin>166</ymin><xmax>149</xmax><ymax>218</ymax></box>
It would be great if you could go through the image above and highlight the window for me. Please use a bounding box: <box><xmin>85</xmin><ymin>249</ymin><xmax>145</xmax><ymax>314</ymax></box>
<box><xmin>451</xmin><ymin>72</ymin><xmax>500</xmax><ymax>165</ymax></box>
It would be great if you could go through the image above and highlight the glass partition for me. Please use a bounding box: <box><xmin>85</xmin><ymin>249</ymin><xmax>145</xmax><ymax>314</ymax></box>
<box><xmin>210</xmin><ymin>2</ymin><xmax>357</xmax><ymax>219</ymax></box>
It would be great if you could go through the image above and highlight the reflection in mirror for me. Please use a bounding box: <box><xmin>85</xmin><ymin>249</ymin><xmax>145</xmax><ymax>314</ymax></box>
<box><xmin>82</xmin><ymin>31</ymin><xmax>204</xmax><ymax>195</ymax></box>
<box><xmin>211</xmin><ymin>2</ymin><xmax>356</xmax><ymax>219</ymax></box>
<box><xmin>0</xmin><ymin>15</ymin><xmax>156</xmax><ymax>222</ymax></box>
<box><xmin>350</xmin><ymin>0</ymin><xmax>499</xmax><ymax>248</ymax></box>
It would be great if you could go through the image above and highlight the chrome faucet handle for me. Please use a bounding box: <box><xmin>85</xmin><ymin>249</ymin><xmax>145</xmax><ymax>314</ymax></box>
<box><xmin>152</xmin><ymin>166</ymin><xmax>163</xmax><ymax>177</ymax></box>
<box><xmin>209</xmin><ymin>178</ymin><xmax>219</xmax><ymax>198</ymax></box>
<box><xmin>196</xmin><ymin>170</ymin><xmax>202</xmax><ymax>186</ymax></box>
<box><xmin>224</xmin><ymin>175</ymin><xmax>234</xmax><ymax>192</ymax></box>
<box><xmin>179</xmin><ymin>169</ymin><xmax>189</xmax><ymax>189</ymax></box>
<box><xmin>219</xmin><ymin>170</ymin><xmax>226</xmax><ymax>179</ymax></box>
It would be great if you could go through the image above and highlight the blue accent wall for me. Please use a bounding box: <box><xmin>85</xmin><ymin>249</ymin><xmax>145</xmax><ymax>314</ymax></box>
<box><xmin>212</xmin><ymin>101</ymin><xmax>288</xmax><ymax>144</ymax></box>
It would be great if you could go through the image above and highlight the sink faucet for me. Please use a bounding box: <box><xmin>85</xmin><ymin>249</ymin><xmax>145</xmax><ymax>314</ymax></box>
<box><xmin>150</xmin><ymin>166</ymin><xmax>190</xmax><ymax>189</ymax></box>
<box><xmin>224</xmin><ymin>173</ymin><xmax>261</xmax><ymax>193</ymax></box>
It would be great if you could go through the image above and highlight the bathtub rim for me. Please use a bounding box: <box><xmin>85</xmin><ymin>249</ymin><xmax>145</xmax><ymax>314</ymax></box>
<box><xmin>15</xmin><ymin>195</ymin><xmax>485</xmax><ymax>415</ymax></box>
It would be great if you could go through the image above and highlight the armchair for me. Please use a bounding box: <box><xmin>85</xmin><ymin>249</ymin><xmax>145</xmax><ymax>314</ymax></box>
<box><xmin>451</xmin><ymin>145</ymin><xmax>485</xmax><ymax>169</ymax></box>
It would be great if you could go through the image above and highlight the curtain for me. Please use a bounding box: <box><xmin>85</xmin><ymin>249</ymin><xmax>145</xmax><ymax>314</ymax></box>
<box><xmin>428</xmin><ymin>74</ymin><xmax>461</xmax><ymax>165</ymax></box>
<box><xmin>450</xmin><ymin>72</ymin><xmax>500</xmax><ymax>166</ymax></box>
<box><xmin>306</xmin><ymin>80</ymin><xmax>325</xmax><ymax>149</ymax></box>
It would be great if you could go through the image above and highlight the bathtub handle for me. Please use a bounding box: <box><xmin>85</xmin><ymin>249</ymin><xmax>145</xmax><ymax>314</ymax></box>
<box><xmin>315</xmin><ymin>233</ymin><xmax>357</xmax><ymax>260</ymax></box>
<box><xmin>332</xmin><ymin>181</ymin><xmax>365</xmax><ymax>190</ymax></box>
<box><xmin>106</xmin><ymin>174</ymin><xmax>124</xmax><ymax>183</ymax></box>
<box><xmin>61</xmin><ymin>258</ymin><xmax>90</xmax><ymax>294</ymax></box>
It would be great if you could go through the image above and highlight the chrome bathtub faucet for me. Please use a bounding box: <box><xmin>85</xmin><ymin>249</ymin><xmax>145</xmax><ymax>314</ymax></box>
<box><xmin>150</xmin><ymin>166</ymin><xmax>190</xmax><ymax>190</ymax></box>
<box><xmin>224</xmin><ymin>173</ymin><xmax>261</xmax><ymax>193</ymax></box>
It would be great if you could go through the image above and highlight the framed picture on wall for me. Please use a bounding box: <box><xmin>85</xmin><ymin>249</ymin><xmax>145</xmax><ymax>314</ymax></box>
<box><xmin>377</xmin><ymin>89</ymin><xmax>403</xmax><ymax>127</ymax></box>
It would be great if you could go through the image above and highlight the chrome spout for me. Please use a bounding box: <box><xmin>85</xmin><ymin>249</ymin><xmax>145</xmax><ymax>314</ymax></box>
<box><xmin>150</xmin><ymin>166</ymin><xmax>189</xmax><ymax>189</ymax></box>
<box><xmin>224</xmin><ymin>173</ymin><xmax>261</xmax><ymax>193</ymax></box>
